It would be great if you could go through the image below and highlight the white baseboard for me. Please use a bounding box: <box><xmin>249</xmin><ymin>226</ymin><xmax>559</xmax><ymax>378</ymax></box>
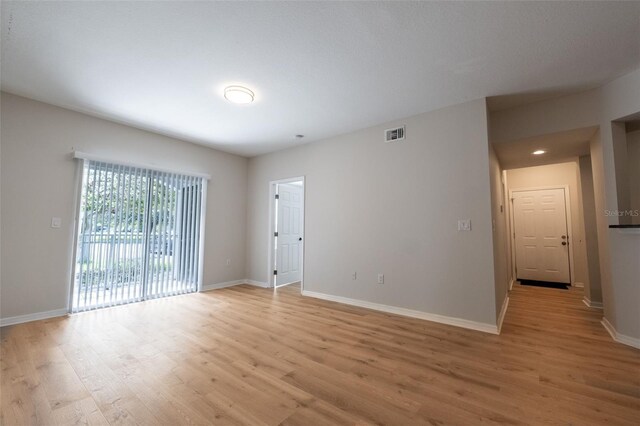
<box><xmin>201</xmin><ymin>280</ymin><xmax>246</xmax><ymax>292</ymax></box>
<box><xmin>601</xmin><ymin>318</ymin><xmax>640</xmax><ymax>349</ymax></box>
<box><xmin>574</xmin><ymin>281</ymin><xmax>584</xmax><ymax>288</ymax></box>
<box><xmin>497</xmin><ymin>296</ymin><xmax>510</xmax><ymax>334</ymax></box>
<box><xmin>582</xmin><ymin>296</ymin><xmax>603</xmax><ymax>309</ymax></box>
<box><xmin>3</xmin><ymin>279</ymin><xmax>265</xmax><ymax>326</ymax></box>
<box><xmin>509</xmin><ymin>278</ymin><xmax>514</xmax><ymax>291</ymax></box>
<box><xmin>0</xmin><ymin>308</ymin><xmax>68</xmax><ymax>327</ymax></box>
<box><xmin>301</xmin><ymin>290</ymin><xmax>498</xmax><ymax>335</ymax></box>
<box><xmin>246</xmin><ymin>280</ymin><xmax>269</xmax><ymax>288</ymax></box>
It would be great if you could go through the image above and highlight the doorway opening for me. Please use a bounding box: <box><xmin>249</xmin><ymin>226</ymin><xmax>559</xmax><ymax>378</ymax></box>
<box><xmin>268</xmin><ymin>177</ymin><xmax>305</xmax><ymax>290</ymax></box>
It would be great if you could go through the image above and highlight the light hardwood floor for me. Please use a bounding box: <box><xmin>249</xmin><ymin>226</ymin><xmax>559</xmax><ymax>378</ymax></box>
<box><xmin>1</xmin><ymin>282</ymin><xmax>639</xmax><ymax>425</ymax></box>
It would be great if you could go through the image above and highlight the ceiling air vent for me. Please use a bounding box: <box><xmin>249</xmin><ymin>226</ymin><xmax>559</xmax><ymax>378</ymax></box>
<box><xmin>385</xmin><ymin>126</ymin><xmax>405</xmax><ymax>143</ymax></box>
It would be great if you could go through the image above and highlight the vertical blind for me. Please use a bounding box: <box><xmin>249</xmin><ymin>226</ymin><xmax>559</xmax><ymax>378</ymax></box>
<box><xmin>72</xmin><ymin>160</ymin><xmax>204</xmax><ymax>312</ymax></box>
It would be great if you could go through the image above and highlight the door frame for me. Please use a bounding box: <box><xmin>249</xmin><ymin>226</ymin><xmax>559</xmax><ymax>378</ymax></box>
<box><xmin>267</xmin><ymin>176</ymin><xmax>305</xmax><ymax>292</ymax></box>
<box><xmin>508</xmin><ymin>185</ymin><xmax>576</xmax><ymax>286</ymax></box>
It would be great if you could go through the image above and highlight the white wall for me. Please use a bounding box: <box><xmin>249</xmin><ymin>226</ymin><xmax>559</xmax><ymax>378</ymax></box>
<box><xmin>488</xmin><ymin>144</ymin><xmax>509</xmax><ymax>321</ymax></box>
<box><xmin>0</xmin><ymin>92</ymin><xmax>248</xmax><ymax>320</ymax></box>
<box><xmin>626</xmin><ymin>130</ymin><xmax>640</xmax><ymax>225</ymax></box>
<box><xmin>490</xmin><ymin>90</ymin><xmax>600</xmax><ymax>145</ymax></box>
<box><xmin>579</xmin><ymin>154</ymin><xmax>602</xmax><ymax>304</ymax></box>
<box><xmin>608</xmin><ymin>127</ymin><xmax>640</xmax><ymax>341</ymax></box>
<box><xmin>608</xmin><ymin>231</ymin><xmax>640</xmax><ymax>341</ymax></box>
<box><xmin>611</xmin><ymin>122</ymin><xmax>631</xmax><ymax>223</ymax></box>
<box><xmin>247</xmin><ymin>99</ymin><xmax>499</xmax><ymax>327</ymax></box>
<box><xmin>490</xmin><ymin>68</ymin><xmax>640</xmax><ymax>343</ymax></box>
<box><xmin>506</xmin><ymin>161</ymin><xmax>590</xmax><ymax>289</ymax></box>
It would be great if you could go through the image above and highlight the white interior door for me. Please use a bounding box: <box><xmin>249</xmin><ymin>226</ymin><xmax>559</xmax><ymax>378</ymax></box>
<box><xmin>513</xmin><ymin>188</ymin><xmax>571</xmax><ymax>283</ymax></box>
<box><xmin>275</xmin><ymin>183</ymin><xmax>303</xmax><ymax>287</ymax></box>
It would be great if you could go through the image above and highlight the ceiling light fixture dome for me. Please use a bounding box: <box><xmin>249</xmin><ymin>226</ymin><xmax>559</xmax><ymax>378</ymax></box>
<box><xmin>532</xmin><ymin>150</ymin><xmax>546</xmax><ymax>155</ymax></box>
<box><xmin>224</xmin><ymin>85</ymin><xmax>255</xmax><ymax>104</ymax></box>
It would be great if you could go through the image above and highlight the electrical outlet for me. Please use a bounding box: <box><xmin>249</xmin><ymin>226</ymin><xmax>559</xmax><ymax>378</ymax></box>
<box><xmin>377</xmin><ymin>274</ymin><xmax>384</xmax><ymax>284</ymax></box>
<box><xmin>226</xmin><ymin>259</ymin><xmax>231</xmax><ymax>266</ymax></box>
<box><xmin>352</xmin><ymin>272</ymin><xmax>357</xmax><ymax>280</ymax></box>
<box><xmin>51</xmin><ymin>217</ymin><xmax>62</xmax><ymax>228</ymax></box>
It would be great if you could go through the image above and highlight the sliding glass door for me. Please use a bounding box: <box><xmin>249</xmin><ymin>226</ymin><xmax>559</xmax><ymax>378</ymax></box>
<box><xmin>72</xmin><ymin>160</ymin><xmax>204</xmax><ymax>312</ymax></box>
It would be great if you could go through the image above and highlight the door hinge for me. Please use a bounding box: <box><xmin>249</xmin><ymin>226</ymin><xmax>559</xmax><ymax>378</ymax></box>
<box><xmin>273</xmin><ymin>270</ymin><xmax>277</xmax><ymax>275</ymax></box>
<box><xmin>274</xmin><ymin>231</ymin><xmax>278</xmax><ymax>237</ymax></box>
<box><xmin>275</xmin><ymin>194</ymin><xmax>279</xmax><ymax>200</ymax></box>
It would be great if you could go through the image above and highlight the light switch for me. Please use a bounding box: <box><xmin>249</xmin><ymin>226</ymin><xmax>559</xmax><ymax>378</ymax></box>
<box><xmin>51</xmin><ymin>217</ymin><xmax>62</xmax><ymax>228</ymax></box>
<box><xmin>458</xmin><ymin>219</ymin><xmax>471</xmax><ymax>231</ymax></box>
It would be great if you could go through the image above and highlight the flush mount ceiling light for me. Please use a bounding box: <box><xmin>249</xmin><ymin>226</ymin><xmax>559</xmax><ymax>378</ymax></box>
<box><xmin>224</xmin><ymin>85</ymin><xmax>254</xmax><ymax>104</ymax></box>
<box><xmin>532</xmin><ymin>150</ymin><xmax>546</xmax><ymax>155</ymax></box>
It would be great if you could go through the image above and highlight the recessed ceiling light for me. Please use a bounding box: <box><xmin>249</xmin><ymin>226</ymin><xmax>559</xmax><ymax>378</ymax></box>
<box><xmin>224</xmin><ymin>86</ymin><xmax>254</xmax><ymax>104</ymax></box>
<box><xmin>532</xmin><ymin>150</ymin><xmax>546</xmax><ymax>155</ymax></box>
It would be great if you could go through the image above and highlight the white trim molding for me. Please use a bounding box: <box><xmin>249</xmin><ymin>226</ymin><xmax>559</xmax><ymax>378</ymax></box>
<box><xmin>302</xmin><ymin>290</ymin><xmax>499</xmax><ymax>334</ymax></box>
<box><xmin>201</xmin><ymin>280</ymin><xmax>246</xmax><ymax>292</ymax></box>
<box><xmin>601</xmin><ymin>318</ymin><xmax>640</xmax><ymax>349</ymax></box>
<box><xmin>497</xmin><ymin>296</ymin><xmax>510</xmax><ymax>334</ymax></box>
<box><xmin>509</xmin><ymin>278</ymin><xmax>515</xmax><ymax>291</ymax></box>
<box><xmin>582</xmin><ymin>296</ymin><xmax>603</xmax><ymax>309</ymax></box>
<box><xmin>0</xmin><ymin>308</ymin><xmax>69</xmax><ymax>327</ymax></box>
<box><xmin>574</xmin><ymin>282</ymin><xmax>584</xmax><ymax>288</ymax></box>
<box><xmin>4</xmin><ymin>280</ymin><xmax>267</xmax><ymax>326</ymax></box>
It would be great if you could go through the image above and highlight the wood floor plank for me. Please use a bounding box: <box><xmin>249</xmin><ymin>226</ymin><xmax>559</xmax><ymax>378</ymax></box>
<box><xmin>50</xmin><ymin>396</ymin><xmax>110</xmax><ymax>426</ymax></box>
<box><xmin>1</xmin><ymin>282</ymin><xmax>639</xmax><ymax>425</ymax></box>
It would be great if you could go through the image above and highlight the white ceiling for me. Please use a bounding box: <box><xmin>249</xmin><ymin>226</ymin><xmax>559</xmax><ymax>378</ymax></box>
<box><xmin>2</xmin><ymin>2</ymin><xmax>639</xmax><ymax>157</ymax></box>
<box><xmin>493</xmin><ymin>127</ymin><xmax>598</xmax><ymax>170</ymax></box>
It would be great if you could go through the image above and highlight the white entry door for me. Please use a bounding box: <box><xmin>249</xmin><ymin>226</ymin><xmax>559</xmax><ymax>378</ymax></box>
<box><xmin>275</xmin><ymin>183</ymin><xmax>303</xmax><ymax>287</ymax></box>
<box><xmin>513</xmin><ymin>188</ymin><xmax>571</xmax><ymax>283</ymax></box>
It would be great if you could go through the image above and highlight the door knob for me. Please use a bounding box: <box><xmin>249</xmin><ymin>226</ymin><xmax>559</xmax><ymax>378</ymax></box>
<box><xmin>562</xmin><ymin>241</ymin><xmax>567</xmax><ymax>246</ymax></box>
<box><xmin>299</xmin><ymin>237</ymin><xmax>302</xmax><ymax>241</ymax></box>
<box><xmin>561</xmin><ymin>235</ymin><xmax>567</xmax><ymax>239</ymax></box>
